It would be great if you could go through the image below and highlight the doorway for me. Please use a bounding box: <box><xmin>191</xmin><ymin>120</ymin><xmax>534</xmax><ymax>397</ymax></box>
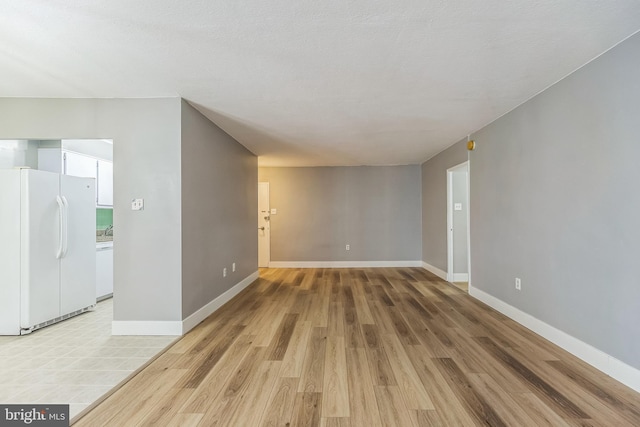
<box><xmin>258</xmin><ymin>182</ymin><xmax>270</xmax><ymax>268</ymax></box>
<box><xmin>447</xmin><ymin>161</ymin><xmax>470</xmax><ymax>290</ymax></box>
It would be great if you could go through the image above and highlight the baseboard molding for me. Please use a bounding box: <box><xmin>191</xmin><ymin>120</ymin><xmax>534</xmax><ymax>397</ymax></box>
<box><xmin>268</xmin><ymin>261</ymin><xmax>422</xmax><ymax>268</ymax></box>
<box><xmin>111</xmin><ymin>271</ymin><xmax>260</xmax><ymax>336</ymax></box>
<box><xmin>452</xmin><ymin>273</ymin><xmax>469</xmax><ymax>282</ymax></box>
<box><xmin>470</xmin><ymin>286</ymin><xmax>640</xmax><ymax>393</ymax></box>
<box><xmin>421</xmin><ymin>262</ymin><xmax>447</xmax><ymax>280</ymax></box>
<box><xmin>112</xmin><ymin>320</ymin><xmax>182</xmax><ymax>336</ymax></box>
<box><xmin>182</xmin><ymin>270</ymin><xmax>260</xmax><ymax>334</ymax></box>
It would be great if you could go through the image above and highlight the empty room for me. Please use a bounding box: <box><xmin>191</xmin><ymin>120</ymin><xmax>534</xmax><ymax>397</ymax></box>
<box><xmin>1</xmin><ymin>1</ymin><xmax>640</xmax><ymax>426</ymax></box>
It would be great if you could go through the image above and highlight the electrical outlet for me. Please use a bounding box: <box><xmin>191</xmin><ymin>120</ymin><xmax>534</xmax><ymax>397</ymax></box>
<box><xmin>346</xmin><ymin>244</ymin><xmax>350</xmax><ymax>251</ymax></box>
<box><xmin>232</xmin><ymin>262</ymin><xmax>236</xmax><ymax>272</ymax></box>
<box><xmin>223</xmin><ymin>268</ymin><xmax>227</xmax><ymax>277</ymax></box>
<box><xmin>131</xmin><ymin>198</ymin><xmax>144</xmax><ymax>211</ymax></box>
<box><xmin>515</xmin><ymin>277</ymin><xmax>521</xmax><ymax>290</ymax></box>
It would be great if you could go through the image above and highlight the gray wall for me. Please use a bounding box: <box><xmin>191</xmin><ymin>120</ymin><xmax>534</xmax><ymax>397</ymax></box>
<box><xmin>181</xmin><ymin>101</ymin><xmax>258</xmax><ymax>318</ymax></box>
<box><xmin>452</xmin><ymin>169</ymin><xmax>468</xmax><ymax>274</ymax></box>
<box><xmin>258</xmin><ymin>166</ymin><xmax>422</xmax><ymax>262</ymax></box>
<box><xmin>470</xmin><ymin>32</ymin><xmax>640</xmax><ymax>369</ymax></box>
<box><xmin>0</xmin><ymin>98</ymin><xmax>183</xmax><ymax>323</ymax></box>
<box><xmin>421</xmin><ymin>140</ymin><xmax>468</xmax><ymax>271</ymax></box>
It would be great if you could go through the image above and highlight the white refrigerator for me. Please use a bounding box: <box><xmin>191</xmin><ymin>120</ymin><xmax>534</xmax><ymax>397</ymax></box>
<box><xmin>0</xmin><ymin>168</ymin><xmax>96</xmax><ymax>335</ymax></box>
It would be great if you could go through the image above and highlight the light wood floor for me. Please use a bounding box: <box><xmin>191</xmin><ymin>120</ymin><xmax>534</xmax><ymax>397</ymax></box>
<box><xmin>75</xmin><ymin>268</ymin><xmax>640</xmax><ymax>426</ymax></box>
<box><xmin>452</xmin><ymin>281</ymin><xmax>469</xmax><ymax>292</ymax></box>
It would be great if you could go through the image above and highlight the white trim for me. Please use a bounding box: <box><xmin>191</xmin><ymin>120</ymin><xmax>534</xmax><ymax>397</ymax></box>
<box><xmin>452</xmin><ymin>273</ymin><xmax>469</xmax><ymax>282</ymax></box>
<box><xmin>258</xmin><ymin>182</ymin><xmax>270</xmax><ymax>268</ymax></box>
<box><xmin>111</xmin><ymin>271</ymin><xmax>260</xmax><ymax>336</ymax></box>
<box><xmin>466</xmin><ymin>157</ymin><xmax>472</xmax><ymax>292</ymax></box>
<box><xmin>447</xmin><ymin>161</ymin><xmax>469</xmax><ymax>283</ymax></box>
<box><xmin>421</xmin><ymin>262</ymin><xmax>447</xmax><ymax>280</ymax></box>
<box><xmin>609</xmin><ymin>358</ymin><xmax>640</xmax><ymax>393</ymax></box>
<box><xmin>268</xmin><ymin>261</ymin><xmax>422</xmax><ymax>268</ymax></box>
<box><xmin>446</xmin><ymin>168</ymin><xmax>454</xmax><ymax>282</ymax></box>
<box><xmin>112</xmin><ymin>320</ymin><xmax>182</xmax><ymax>336</ymax></box>
<box><xmin>182</xmin><ymin>270</ymin><xmax>259</xmax><ymax>333</ymax></box>
<box><xmin>469</xmin><ymin>286</ymin><xmax>640</xmax><ymax>393</ymax></box>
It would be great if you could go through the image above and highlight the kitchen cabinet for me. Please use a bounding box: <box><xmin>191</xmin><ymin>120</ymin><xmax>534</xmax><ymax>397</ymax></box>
<box><xmin>63</xmin><ymin>151</ymin><xmax>97</xmax><ymax>180</ymax></box>
<box><xmin>96</xmin><ymin>243</ymin><xmax>113</xmax><ymax>301</ymax></box>
<box><xmin>38</xmin><ymin>148</ymin><xmax>113</xmax><ymax>207</ymax></box>
<box><xmin>97</xmin><ymin>160</ymin><xmax>113</xmax><ymax>207</ymax></box>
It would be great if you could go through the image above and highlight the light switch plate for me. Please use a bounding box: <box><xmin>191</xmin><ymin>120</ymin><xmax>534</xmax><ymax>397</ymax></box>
<box><xmin>454</xmin><ymin>203</ymin><xmax>462</xmax><ymax>211</ymax></box>
<box><xmin>132</xmin><ymin>198</ymin><xmax>144</xmax><ymax>211</ymax></box>
<box><xmin>271</xmin><ymin>208</ymin><xmax>277</xmax><ymax>215</ymax></box>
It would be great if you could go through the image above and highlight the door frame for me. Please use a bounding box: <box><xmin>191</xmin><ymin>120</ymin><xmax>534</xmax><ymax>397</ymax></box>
<box><xmin>258</xmin><ymin>182</ymin><xmax>270</xmax><ymax>268</ymax></box>
<box><xmin>446</xmin><ymin>161</ymin><xmax>470</xmax><ymax>285</ymax></box>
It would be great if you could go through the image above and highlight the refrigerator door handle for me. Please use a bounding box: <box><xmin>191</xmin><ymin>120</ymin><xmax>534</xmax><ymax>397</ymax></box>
<box><xmin>56</xmin><ymin>196</ymin><xmax>65</xmax><ymax>259</ymax></box>
<box><xmin>61</xmin><ymin>196</ymin><xmax>69</xmax><ymax>258</ymax></box>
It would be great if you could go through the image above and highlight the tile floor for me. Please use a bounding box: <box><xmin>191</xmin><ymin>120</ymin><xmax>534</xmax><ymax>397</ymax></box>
<box><xmin>0</xmin><ymin>299</ymin><xmax>177</xmax><ymax>420</ymax></box>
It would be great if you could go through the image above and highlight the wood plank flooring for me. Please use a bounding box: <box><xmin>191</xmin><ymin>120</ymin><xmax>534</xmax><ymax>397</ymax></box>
<box><xmin>74</xmin><ymin>268</ymin><xmax>640</xmax><ymax>426</ymax></box>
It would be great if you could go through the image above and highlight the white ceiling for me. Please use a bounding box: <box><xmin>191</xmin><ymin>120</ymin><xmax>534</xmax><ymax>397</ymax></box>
<box><xmin>2</xmin><ymin>1</ymin><xmax>640</xmax><ymax>166</ymax></box>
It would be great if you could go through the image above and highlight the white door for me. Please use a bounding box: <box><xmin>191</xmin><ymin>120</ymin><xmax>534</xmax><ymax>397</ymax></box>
<box><xmin>60</xmin><ymin>174</ymin><xmax>96</xmax><ymax>314</ymax></box>
<box><xmin>96</xmin><ymin>246</ymin><xmax>114</xmax><ymax>300</ymax></box>
<box><xmin>21</xmin><ymin>170</ymin><xmax>61</xmax><ymax>327</ymax></box>
<box><xmin>97</xmin><ymin>160</ymin><xmax>113</xmax><ymax>206</ymax></box>
<box><xmin>447</xmin><ymin>162</ymin><xmax>470</xmax><ymax>285</ymax></box>
<box><xmin>258</xmin><ymin>182</ymin><xmax>270</xmax><ymax>268</ymax></box>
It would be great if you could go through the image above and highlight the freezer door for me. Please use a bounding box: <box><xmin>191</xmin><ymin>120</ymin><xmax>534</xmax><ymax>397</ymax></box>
<box><xmin>60</xmin><ymin>174</ymin><xmax>96</xmax><ymax>314</ymax></box>
<box><xmin>21</xmin><ymin>170</ymin><xmax>61</xmax><ymax>328</ymax></box>
<box><xmin>0</xmin><ymin>170</ymin><xmax>22</xmax><ymax>334</ymax></box>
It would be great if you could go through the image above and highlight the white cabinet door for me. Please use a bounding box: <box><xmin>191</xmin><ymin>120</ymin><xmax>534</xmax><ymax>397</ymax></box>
<box><xmin>96</xmin><ymin>246</ymin><xmax>113</xmax><ymax>300</ymax></box>
<box><xmin>97</xmin><ymin>160</ymin><xmax>113</xmax><ymax>207</ymax></box>
<box><xmin>64</xmin><ymin>151</ymin><xmax>97</xmax><ymax>179</ymax></box>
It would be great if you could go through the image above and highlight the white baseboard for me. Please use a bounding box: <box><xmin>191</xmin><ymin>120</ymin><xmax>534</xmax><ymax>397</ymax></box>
<box><xmin>181</xmin><ymin>270</ymin><xmax>259</xmax><ymax>334</ymax></box>
<box><xmin>452</xmin><ymin>273</ymin><xmax>469</xmax><ymax>282</ymax></box>
<box><xmin>470</xmin><ymin>286</ymin><xmax>640</xmax><ymax>393</ymax></box>
<box><xmin>608</xmin><ymin>358</ymin><xmax>640</xmax><ymax>393</ymax></box>
<box><xmin>112</xmin><ymin>270</ymin><xmax>260</xmax><ymax>336</ymax></box>
<box><xmin>421</xmin><ymin>262</ymin><xmax>447</xmax><ymax>280</ymax></box>
<box><xmin>268</xmin><ymin>261</ymin><xmax>422</xmax><ymax>268</ymax></box>
<box><xmin>112</xmin><ymin>320</ymin><xmax>182</xmax><ymax>336</ymax></box>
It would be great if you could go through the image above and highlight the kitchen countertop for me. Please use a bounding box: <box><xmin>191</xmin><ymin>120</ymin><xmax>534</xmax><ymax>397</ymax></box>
<box><xmin>96</xmin><ymin>229</ymin><xmax>113</xmax><ymax>244</ymax></box>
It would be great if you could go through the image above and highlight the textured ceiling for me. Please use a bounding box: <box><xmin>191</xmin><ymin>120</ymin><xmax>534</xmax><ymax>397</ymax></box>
<box><xmin>2</xmin><ymin>1</ymin><xmax>640</xmax><ymax>166</ymax></box>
